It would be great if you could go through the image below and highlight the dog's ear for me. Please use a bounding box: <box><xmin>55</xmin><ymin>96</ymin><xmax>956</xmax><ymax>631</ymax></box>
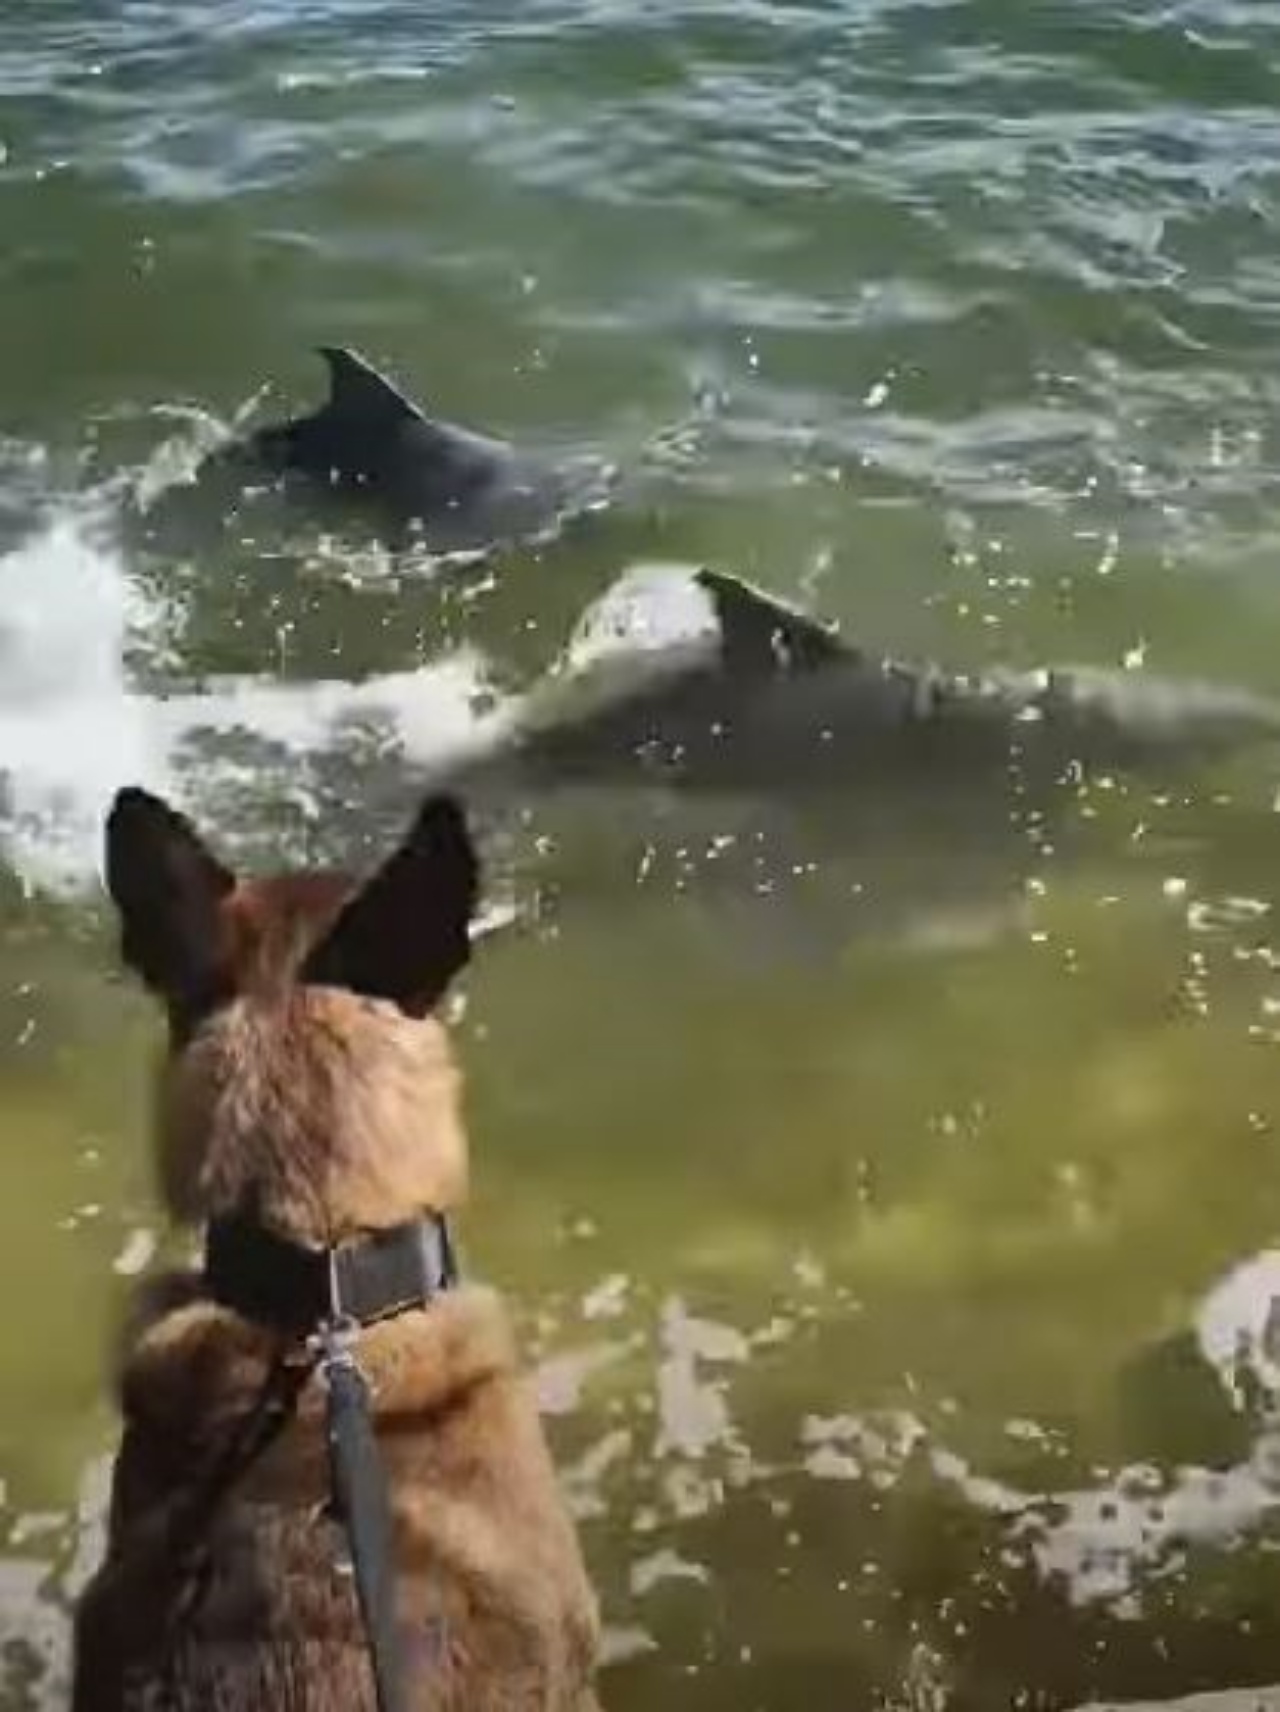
<box><xmin>301</xmin><ymin>795</ymin><xmax>479</xmax><ymax>1016</ymax></box>
<box><xmin>104</xmin><ymin>788</ymin><xmax>235</xmax><ymax>1023</ymax></box>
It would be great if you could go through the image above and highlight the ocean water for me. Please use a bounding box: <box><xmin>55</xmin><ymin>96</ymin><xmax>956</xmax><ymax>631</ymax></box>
<box><xmin>5</xmin><ymin>2</ymin><xmax>1280</xmax><ymax>1706</ymax></box>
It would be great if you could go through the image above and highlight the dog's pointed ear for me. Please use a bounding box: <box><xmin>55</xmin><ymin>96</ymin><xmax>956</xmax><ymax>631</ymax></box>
<box><xmin>104</xmin><ymin>788</ymin><xmax>235</xmax><ymax>1020</ymax></box>
<box><xmin>301</xmin><ymin>795</ymin><xmax>479</xmax><ymax>1016</ymax></box>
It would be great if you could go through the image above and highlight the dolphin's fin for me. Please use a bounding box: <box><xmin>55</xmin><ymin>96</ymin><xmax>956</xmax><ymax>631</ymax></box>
<box><xmin>316</xmin><ymin>346</ymin><xmax>425</xmax><ymax>428</ymax></box>
<box><xmin>695</xmin><ymin>569</ymin><xmax>849</xmax><ymax>675</ymax></box>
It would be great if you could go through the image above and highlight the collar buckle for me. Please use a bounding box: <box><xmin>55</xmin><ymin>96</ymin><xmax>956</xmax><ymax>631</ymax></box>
<box><xmin>204</xmin><ymin>1211</ymin><xmax>460</xmax><ymax>1338</ymax></box>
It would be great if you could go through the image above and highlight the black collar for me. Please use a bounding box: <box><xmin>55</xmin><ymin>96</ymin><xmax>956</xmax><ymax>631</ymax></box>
<box><xmin>204</xmin><ymin>1211</ymin><xmax>458</xmax><ymax>1337</ymax></box>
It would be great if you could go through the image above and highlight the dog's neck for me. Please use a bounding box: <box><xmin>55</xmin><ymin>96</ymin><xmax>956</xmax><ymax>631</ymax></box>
<box><xmin>202</xmin><ymin>1210</ymin><xmax>458</xmax><ymax>1337</ymax></box>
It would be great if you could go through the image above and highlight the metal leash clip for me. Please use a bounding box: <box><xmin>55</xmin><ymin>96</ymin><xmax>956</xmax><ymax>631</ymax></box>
<box><xmin>311</xmin><ymin>1313</ymin><xmax>361</xmax><ymax>1376</ymax></box>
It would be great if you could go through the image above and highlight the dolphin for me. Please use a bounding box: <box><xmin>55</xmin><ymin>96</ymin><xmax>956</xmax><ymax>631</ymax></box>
<box><xmin>399</xmin><ymin>566</ymin><xmax>1280</xmax><ymax>965</ymax></box>
<box><xmin>443</xmin><ymin>566</ymin><xmax>1280</xmax><ymax>800</ymax></box>
<box><xmin>160</xmin><ymin>346</ymin><xmax>613</xmax><ymax>555</ymax></box>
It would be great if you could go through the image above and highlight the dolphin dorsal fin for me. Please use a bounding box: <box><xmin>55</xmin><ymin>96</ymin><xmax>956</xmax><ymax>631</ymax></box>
<box><xmin>695</xmin><ymin>569</ymin><xmax>849</xmax><ymax>675</ymax></box>
<box><xmin>317</xmin><ymin>346</ymin><xmax>425</xmax><ymax>429</ymax></box>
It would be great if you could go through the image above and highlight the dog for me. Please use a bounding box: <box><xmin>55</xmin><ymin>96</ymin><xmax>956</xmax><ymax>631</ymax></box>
<box><xmin>73</xmin><ymin>787</ymin><xmax>602</xmax><ymax>1711</ymax></box>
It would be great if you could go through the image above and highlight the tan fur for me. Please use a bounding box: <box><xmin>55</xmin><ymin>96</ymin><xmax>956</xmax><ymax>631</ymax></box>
<box><xmin>151</xmin><ymin>873</ymin><xmax>468</xmax><ymax>1239</ymax></box>
<box><xmin>74</xmin><ymin>828</ymin><xmax>602</xmax><ymax>1712</ymax></box>
<box><xmin>157</xmin><ymin>984</ymin><xmax>467</xmax><ymax>1241</ymax></box>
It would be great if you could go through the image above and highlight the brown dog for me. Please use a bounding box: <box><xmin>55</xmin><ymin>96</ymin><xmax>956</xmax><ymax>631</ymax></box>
<box><xmin>74</xmin><ymin>788</ymin><xmax>601</xmax><ymax>1711</ymax></box>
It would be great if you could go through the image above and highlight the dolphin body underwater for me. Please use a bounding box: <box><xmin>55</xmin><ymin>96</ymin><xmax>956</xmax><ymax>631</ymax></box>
<box><xmin>439</xmin><ymin>567</ymin><xmax>1280</xmax><ymax>801</ymax></box>
<box><xmin>146</xmin><ymin>346</ymin><xmax>613</xmax><ymax>555</ymax></box>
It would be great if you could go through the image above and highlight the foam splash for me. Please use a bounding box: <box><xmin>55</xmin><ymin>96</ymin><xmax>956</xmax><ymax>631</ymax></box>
<box><xmin>128</xmin><ymin>401</ymin><xmax>246</xmax><ymax>510</ymax></box>
<box><xmin>556</xmin><ymin>561</ymin><xmax>715</xmax><ymax>674</ymax></box>
<box><xmin>0</xmin><ymin>510</ymin><xmax>505</xmax><ymax>893</ymax></box>
<box><xmin>518</xmin><ymin>561</ymin><xmax>716</xmax><ymax>742</ymax></box>
<box><xmin>0</xmin><ymin>516</ymin><xmax>165</xmax><ymax>888</ymax></box>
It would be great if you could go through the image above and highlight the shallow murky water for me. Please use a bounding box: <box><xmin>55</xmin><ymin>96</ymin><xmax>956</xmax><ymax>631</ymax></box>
<box><xmin>6</xmin><ymin>2</ymin><xmax>1280</xmax><ymax>1707</ymax></box>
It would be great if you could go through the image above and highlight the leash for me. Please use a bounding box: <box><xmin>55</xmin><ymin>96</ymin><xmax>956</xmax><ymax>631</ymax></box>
<box><xmin>161</xmin><ymin>1336</ymin><xmax>406</xmax><ymax>1712</ymax></box>
<box><xmin>317</xmin><ymin>1321</ymin><xmax>408</xmax><ymax>1712</ymax></box>
<box><xmin>194</xmin><ymin>1210</ymin><xmax>458</xmax><ymax>1710</ymax></box>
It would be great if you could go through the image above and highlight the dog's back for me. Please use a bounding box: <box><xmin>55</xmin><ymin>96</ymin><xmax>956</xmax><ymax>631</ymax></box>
<box><xmin>73</xmin><ymin>789</ymin><xmax>600</xmax><ymax>1711</ymax></box>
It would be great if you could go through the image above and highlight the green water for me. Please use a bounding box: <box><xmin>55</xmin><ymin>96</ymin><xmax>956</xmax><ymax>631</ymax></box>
<box><xmin>7</xmin><ymin>2</ymin><xmax>1280</xmax><ymax>1706</ymax></box>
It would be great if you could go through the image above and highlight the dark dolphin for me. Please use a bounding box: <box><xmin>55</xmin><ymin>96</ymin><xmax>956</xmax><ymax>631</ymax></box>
<box><xmin>450</xmin><ymin>567</ymin><xmax>1280</xmax><ymax>798</ymax></box>
<box><xmin>366</xmin><ymin>566</ymin><xmax>1280</xmax><ymax>962</ymax></box>
<box><xmin>173</xmin><ymin>346</ymin><xmax>613</xmax><ymax>555</ymax></box>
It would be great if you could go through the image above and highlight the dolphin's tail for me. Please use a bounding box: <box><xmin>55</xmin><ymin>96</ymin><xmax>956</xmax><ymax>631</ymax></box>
<box><xmin>1040</xmin><ymin>664</ymin><xmax>1280</xmax><ymax>758</ymax></box>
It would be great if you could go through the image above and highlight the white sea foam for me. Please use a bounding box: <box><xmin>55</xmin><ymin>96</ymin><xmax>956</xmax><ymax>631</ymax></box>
<box><xmin>0</xmin><ymin>515</ymin><xmax>166</xmax><ymax>887</ymax></box>
<box><xmin>0</xmin><ymin>507</ymin><xmax>504</xmax><ymax>893</ymax></box>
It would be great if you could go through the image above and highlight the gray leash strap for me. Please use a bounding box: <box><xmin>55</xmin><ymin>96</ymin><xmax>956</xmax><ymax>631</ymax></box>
<box><xmin>319</xmin><ymin>1324</ymin><xmax>408</xmax><ymax>1712</ymax></box>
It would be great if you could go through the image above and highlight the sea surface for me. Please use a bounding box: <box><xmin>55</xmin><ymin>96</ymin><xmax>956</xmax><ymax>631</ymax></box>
<box><xmin>5</xmin><ymin>2</ymin><xmax>1280</xmax><ymax>1707</ymax></box>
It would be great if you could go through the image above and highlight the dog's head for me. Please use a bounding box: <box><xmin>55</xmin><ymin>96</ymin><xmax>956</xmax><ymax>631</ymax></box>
<box><xmin>104</xmin><ymin>788</ymin><xmax>479</xmax><ymax>1244</ymax></box>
